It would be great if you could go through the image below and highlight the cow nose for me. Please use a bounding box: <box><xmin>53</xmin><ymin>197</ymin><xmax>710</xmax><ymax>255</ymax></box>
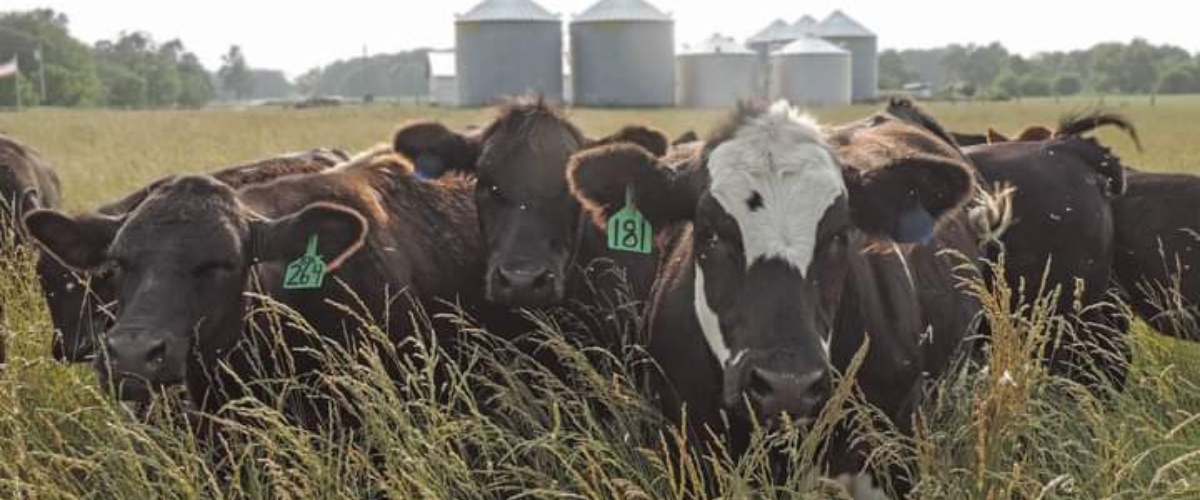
<box><xmin>105</xmin><ymin>336</ymin><xmax>166</xmax><ymax>376</ymax></box>
<box><xmin>744</xmin><ymin>367</ymin><xmax>830</xmax><ymax>419</ymax></box>
<box><xmin>495</xmin><ymin>264</ymin><xmax>554</xmax><ymax>294</ymax></box>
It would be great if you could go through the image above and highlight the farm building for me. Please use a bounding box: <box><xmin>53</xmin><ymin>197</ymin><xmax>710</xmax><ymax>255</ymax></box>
<box><xmin>427</xmin><ymin>50</ymin><xmax>458</xmax><ymax>106</ymax></box>
<box><xmin>817</xmin><ymin>10</ymin><xmax>877</xmax><ymax>101</ymax></box>
<box><xmin>676</xmin><ymin>34</ymin><xmax>758</xmax><ymax>108</ymax></box>
<box><xmin>570</xmin><ymin>0</ymin><xmax>675</xmax><ymax>107</ymax></box>
<box><xmin>746</xmin><ymin>19</ymin><xmax>792</xmax><ymax>54</ymax></box>
<box><xmin>455</xmin><ymin>0</ymin><xmax>563</xmax><ymax>106</ymax></box>
<box><xmin>770</xmin><ymin>36</ymin><xmax>852</xmax><ymax>107</ymax></box>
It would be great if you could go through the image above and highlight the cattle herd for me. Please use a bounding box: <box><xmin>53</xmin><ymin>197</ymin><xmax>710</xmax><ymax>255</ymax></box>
<box><xmin>1</xmin><ymin>96</ymin><xmax>1197</xmax><ymax>498</ymax></box>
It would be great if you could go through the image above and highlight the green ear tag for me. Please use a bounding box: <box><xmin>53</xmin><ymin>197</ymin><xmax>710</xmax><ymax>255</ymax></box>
<box><xmin>607</xmin><ymin>186</ymin><xmax>653</xmax><ymax>254</ymax></box>
<box><xmin>282</xmin><ymin>235</ymin><xmax>327</xmax><ymax>290</ymax></box>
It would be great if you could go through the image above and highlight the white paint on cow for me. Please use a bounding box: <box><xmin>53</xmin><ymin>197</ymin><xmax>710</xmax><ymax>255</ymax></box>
<box><xmin>694</xmin><ymin>263</ymin><xmax>732</xmax><ymax>366</ymax></box>
<box><xmin>706</xmin><ymin>100</ymin><xmax>845</xmax><ymax>277</ymax></box>
<box><xmin>835</xmin><ymin>473</ymin><xmax>892</xmax><ymax>500</ymax></box>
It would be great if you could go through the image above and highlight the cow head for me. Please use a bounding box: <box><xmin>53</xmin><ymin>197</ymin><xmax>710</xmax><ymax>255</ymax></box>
<box><xmin>570</xmin><ymin>101</ymin><xmax>974</xmax><ymax>424</ymax></box>
<box><xmin>24</xmin><ymin>175</ymin><xmax>367</xmax><ymax>401</ymax></box>
<box><xmin>393</xmin><ymin>97</ymin><xmax>668</xmax><ymax>307</ymax></box>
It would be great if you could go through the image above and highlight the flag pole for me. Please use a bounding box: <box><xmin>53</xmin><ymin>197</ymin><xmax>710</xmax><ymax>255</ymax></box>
<box><xmin>35</xmin><ymin>43</ymin><xmax>46</xmax><ymax>104</ymax></box>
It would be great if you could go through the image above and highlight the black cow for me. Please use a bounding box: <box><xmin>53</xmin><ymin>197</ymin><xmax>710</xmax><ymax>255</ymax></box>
<box><xmin>24</xmin><ymin>147</ymin><xmax>496</xmax><ymax>435</ymax></box>
<box><xmin>568</xmin><ymin>101</ymin><xmax>1003</xmax><ymax>497</ymax></box>
<box><xmin>1</xmin><ymin>134</ymin><xmax>62</xmax><ymax>365</ymax></box>
<box><xmin>36</xmin><ymin>148</ymin><xmax>348</xmax><ymax>363</ymax></box>
<box><xmin>957</xmin><ymin>112</ymin><xmax>1135</xmax><ymax>388</ymax></box>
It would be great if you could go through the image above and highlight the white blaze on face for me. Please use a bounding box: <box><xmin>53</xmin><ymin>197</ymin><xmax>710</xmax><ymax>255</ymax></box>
<box><xmin>707</xmin><ymin>102</ymin><xmax>846</xmax><ymax>276</ymax></box>
<box><xmin>695</xmin><ymin>102</ymin><xmax>845</xmax><ymax>368</ymax></box>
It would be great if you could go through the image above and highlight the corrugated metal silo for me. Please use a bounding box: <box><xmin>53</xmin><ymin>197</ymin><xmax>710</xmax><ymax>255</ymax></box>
<box><xmin>455</xmin><ymin>0</ymin><xmax>563</xmax><ymax>106</ymax></box>
<box><xmin>746</xmin><ymin>19</ymin><xmax>793</xmax><ymax>55</ymax></box>
<box><xmin>816</xmin><ymin>10</ymin><xmax>877</xmax><ymax>102</ymax></box>
<box><xmin>427</xmin><ymin>50</ymin><xmax>459</xmax><ymax>106</ymax></box>
<box><xmin>770</xmin><ymin>36</ymin><xmax>852</xmax><ymax>107</ymax></box>
<box><xmin>677</xmin><ymin>34</ymin><xmax>757</xmax><ymax>108</ymax></box>
<box><xmin>570</xmin><ymin>0</ymin><xmax>674</xmax><ymax>107</ymax></box>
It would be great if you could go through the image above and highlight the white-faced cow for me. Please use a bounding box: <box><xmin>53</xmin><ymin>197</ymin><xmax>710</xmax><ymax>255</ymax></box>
<box><xmin>568</xmin><ymin>101</ymin><xmax>1005</xmax><ymax>497</ymax></box>
<box><xmin>24</xmin><ymin>147</ymin><xmax>503</xmax><ymax>435</ymax></box>
<box><xmin>34</xmin><ymin>148</ymin><xmax>348</xmax><ymax>363</ymax></box>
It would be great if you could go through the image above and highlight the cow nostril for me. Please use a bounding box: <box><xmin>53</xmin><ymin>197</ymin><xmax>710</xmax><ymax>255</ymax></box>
<box><xmin>747</xmin><ymin>368</ymin><xmax>774</xmax><ymax>400</ymax></box>
<box><xmin>144</xmin><ymin>340</ymin><xmax>166</xmax><ymax>366</ymax></box>
<box><xmin>530</xmin><ymin>270</ymin><xmax>553</xmax><ymax>290</ymax></box>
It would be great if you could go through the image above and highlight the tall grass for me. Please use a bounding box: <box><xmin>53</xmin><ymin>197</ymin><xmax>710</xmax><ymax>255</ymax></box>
<box><xmin>1</xmin><ymin>101</ymin><xmax>1199</xmax><ymax>498</ymax></box>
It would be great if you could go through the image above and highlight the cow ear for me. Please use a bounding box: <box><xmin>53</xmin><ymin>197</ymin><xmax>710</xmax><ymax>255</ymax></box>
<box><xmin>845</xmin><ymin>154</ymin><xmax>974</xmax><ymax>244</ymax></box>
<box><xmin>250</xmin><ymin>202</ymin><xmax>368</xmax><ymax>272</ymax></box>
<box><xmin>569</xmin><ymin>143</ymin><xmax>704</xmax><ymax>229</ymax></box>
<box><xmin>1016</xmin><ymin>125</ymin><xmax>1053</xmax><ymax>142</ymax></box>
<box><xmin>986</xmin><ymin>128</ymin><xmax>1009</xmax><ymax>144</ymax></box>
<box><xmin>19</xmin><ymin>188</ymin><xmax>42</xmax><ymax>214</ymax></box>
<box><xmin>590</xmin><ymin>125</ymin><xmax>670</xmax><ymax>157</ymax></box>
<box><xmin>23</xmin><ymin>210</ymin><xmax>122</xmax><ymax>271</ymax></box>
<box><xmin>392</xmin><ymin>121</ymin><xmax>480</xmax><ymax>179</ymax></box>
<box><xmin>672</xmin><ymin>130</ymin><xmax>699</xmax><ymax>146</ymax></box>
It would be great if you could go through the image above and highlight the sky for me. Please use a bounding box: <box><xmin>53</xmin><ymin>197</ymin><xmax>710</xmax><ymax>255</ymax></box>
<box><xmin>8</xmin><ymin>0</ymin><xmax>1197</xmax><ymax>79</ymax></box>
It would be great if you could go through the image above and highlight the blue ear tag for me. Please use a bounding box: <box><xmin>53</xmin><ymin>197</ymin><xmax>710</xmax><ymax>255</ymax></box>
<box><xmin>413</xmin><ymin>154</ymin><xmax>445</xmax><ymax>180</ymax></box>
<box><xmin>894</xmin><ymin>206</ymin><xmax>935</xmax><ymax>244</ymax></box>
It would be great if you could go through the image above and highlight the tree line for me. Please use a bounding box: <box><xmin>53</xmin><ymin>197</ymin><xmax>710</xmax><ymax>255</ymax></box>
<box><xmin>880</xmin><ymin>39</ymin><xmax>1200</xmax><ymax>99</ymax></box>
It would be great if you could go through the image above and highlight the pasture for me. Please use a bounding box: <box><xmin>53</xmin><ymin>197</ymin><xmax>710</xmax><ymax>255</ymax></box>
<box><xmin>1</xmin><ymin>96</ymin><xmax>1199</xmax><ymax>499</ymax></box>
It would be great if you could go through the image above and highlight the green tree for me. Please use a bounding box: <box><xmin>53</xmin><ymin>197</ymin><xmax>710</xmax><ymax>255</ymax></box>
<box><xmin>0</xmin><ymin>9</ymin><xmax>102</xmax><ymax>106</ymax></box>
<box><xmin>218</xmin><ymin>45</ymin><xmax>253</xmax><ymax>100</ymax></box>
<box><xmin>1019</xmin><ymin>75</ymin><xmax>1052</xmax><ymax>97</ymax></box>
<box><xmin>1052</xmin><ymin>73</ymin><xmax>1083</xmax><ymax>96</ymax></box>
<box><xmin>992</xmin><ymin>72</ymin><xmax>1021</xmax><ymax>98</ymax></box>
<box><xmin>175</xmin><ymin>52</ymin><xmax>213</xmax><ymax>107</ymax></box>
<box><xmin>1156</xmin><ymin>65</ymin><xmax>1197</xmax><ymax>94</ymax></box>
<box><xmin>878</xmin><ymin>49</ymin><xmax>917</xmax><ymax>90</ymax></box>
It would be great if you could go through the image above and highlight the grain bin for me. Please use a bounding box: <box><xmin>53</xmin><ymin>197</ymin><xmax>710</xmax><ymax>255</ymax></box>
<box><xmin>816</xmin><ymin>10</ymin><xmax>877</xmax><ymax>102</ymax></box>
<box><xmin>677</xmin><ymin>34</ymin><xmax>757</xmax><ymax>108</ymax></box>
<box><xmin>746</xmin><ymin>19</ymin><xmax>793</xmax><ymax>55</ymax></box>
<box><xmin>570</xmin><ymin>0</ymin><xmax>674</xmax><ymax>107</ymax></box>
<box><xmin>427</xmin><ymin>50</ymin><xmax>459</xmax><ymax>106</ymax></box>
<box><xmin>455</xmin><ymin>0</ymin><xmax>562</xmax><ymax>106</ymax></box>
<box><xmin>770</xmin><ymin>36</ymin><xmax>852</xmax><ymax>107</ymax></box>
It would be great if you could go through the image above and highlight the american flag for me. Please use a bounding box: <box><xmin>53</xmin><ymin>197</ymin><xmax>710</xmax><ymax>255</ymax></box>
<box><xmin>0</xmin><ymin>55</ymin><xmax>17</xmax><ymax>78</ymax></box>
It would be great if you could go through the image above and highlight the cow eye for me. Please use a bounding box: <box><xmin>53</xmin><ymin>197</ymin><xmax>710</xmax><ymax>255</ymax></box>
<box><xmin>192</xmin><ymin>261</ymin><xmax>233</xmax><ymax>278</ymax></box>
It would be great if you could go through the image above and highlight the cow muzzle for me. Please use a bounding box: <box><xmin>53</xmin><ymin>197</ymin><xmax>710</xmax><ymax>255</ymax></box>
<box><xmin>487</xmin><ymin>260</ymin><xmax>565</xmax><ymax>307</ymax></box>
<box><xmin>100</xmin><ymin>330</ymin><xmax>186</xmax><ymax>400</ymax></box>
<box><xmin>722</xmin><ymin>350</ymin><xmax>831</xmax><ymax>425</ymax></box>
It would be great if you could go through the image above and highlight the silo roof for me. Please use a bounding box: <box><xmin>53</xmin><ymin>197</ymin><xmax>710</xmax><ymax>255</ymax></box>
<box><xmin>816</xmin><ymin>10</ymin><xmax>874</xmax><ymax>38</ymax></box>
<box><xmin>774</xmin><ymin>36</ymin><xmax>851</xmax><ymax>55</ymax></box>
<box><xmin>682</xmin><ymin>34</ymin><xmax>754</xmax><ymax>55</ymax></box>
<box><xmin>574</xmin><ymin>0</ymin><xmax>671</xmax><ymax>23</ymax></box>
<box><xmin>785</xmin><ymin>15</ymin><xmax>819</xmax><ymax>37</ymax></box>
<box><xmin>747</xmin><ymin>19</ymin><xmax>792</xmax><ymax>45</ymax></box>
<box><xmin>458</xmin><ymin>0</ymin><xmax>558</xmax><ymax>22</ymax></box>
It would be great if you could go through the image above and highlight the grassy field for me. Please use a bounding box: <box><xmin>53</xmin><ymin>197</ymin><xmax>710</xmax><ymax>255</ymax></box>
<box><xmin>1</xmin><ymin>96</ymin><xmax>1199</xmax><ymax>499</ymax></box>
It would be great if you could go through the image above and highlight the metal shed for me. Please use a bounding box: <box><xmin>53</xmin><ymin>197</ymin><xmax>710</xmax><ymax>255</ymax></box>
<box><xmin>427</xmin><ymin>50</ymin><xmax>458</xmax><ymax>106</ymax></box>
<box><xmin>677</xmin><ymin>34</ymin><xmax>758</xmax><ymax>108</ymax></box>
<box><xmin>455</xmin><ymin>0</ymin><xmax>563</xmax><ymax>106</ymax></box>
<box><xmin>816</xmin><ymin>10</ymin><xmax>877</xmax><ymax>102</ymax></box>
<box><xmin>770</xmin><ymin>36</ymin><xmax>852</xmax><ymax>107</ymax></box>
<box><xmin>570</xmin><ymin>0</ymin><xmax>675</xmax><ymax>107</ymax></box>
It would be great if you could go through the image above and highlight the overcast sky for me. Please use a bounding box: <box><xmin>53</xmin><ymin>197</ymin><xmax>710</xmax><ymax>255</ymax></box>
<box><xmin>8</xmin><ymin>1</ymin><xmax>1197</xmax><ymax>78</ymax></box>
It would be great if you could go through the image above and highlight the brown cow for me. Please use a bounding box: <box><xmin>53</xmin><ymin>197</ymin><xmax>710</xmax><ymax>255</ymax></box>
<box><xmin>1</xmin><ymin>134</ymin><xmax>62</xmax><ymax>365</ymax></box>
<box><xmin>35</xmin><ymin>148</ymin><xmax>348</xmax><ymax>363</ymax></box>
<box><xmin>25</xmin><ymin>147</ymin><xmax>501</xmax><ymax>435</ymax></box>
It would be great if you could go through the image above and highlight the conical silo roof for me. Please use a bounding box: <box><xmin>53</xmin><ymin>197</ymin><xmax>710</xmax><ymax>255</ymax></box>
<box><xmin>774</xmin><ymin>36</ymin><xmax>851</xmax><ymax>55</ymax></box>
<box><xmin>573</xmin><ymin>0</ymin><xmax>671</xmax><ymax>23</ymax></box>
<box><xmin>816</xmin><ymin>10</ymin><xmax>874</xmax><ymax>38</ymax></box>
<box><xmin>747</xmin><ymin>19</ymin><xmax>792</xmax><ymax>45</ymax></box>
<box><xmin>458</xmin><ymin>0</ymin><xmax>558</xmax><ymax>22</ymax></box>
<box><xmin>683</xmin><ymin>34</ymin><xmax>755</xmax><ymax>55</ymax></box>
<box><xmin>786</xmin><ymin>15</ymin><xmax>819</xmax><ymax>37</ymax></box>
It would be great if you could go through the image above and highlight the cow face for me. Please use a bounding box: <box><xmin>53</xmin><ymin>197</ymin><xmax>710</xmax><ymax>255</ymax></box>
<box><xmin>393</xmin><ymin>99</ymin><xmax>668</xmax><ymax>307</ymax></box>
<box><xmin>24</xmin><ymin>176</ymin><xmax>366</xmax><ymax>401</ymax></box>
<box><xmin>570</xmin><ymin>102</ymin><xmax>974</xmax><ymax>425</ymax></box>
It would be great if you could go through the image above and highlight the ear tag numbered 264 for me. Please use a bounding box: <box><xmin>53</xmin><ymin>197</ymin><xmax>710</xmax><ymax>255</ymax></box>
<box><xmin>607</xmin><ymin>186</ymin><xmax>653</xmax><ymax>254</ymax></box>
<box><xmin>283</xmin><ymin>235</ymin><xmax>327</xmax><ymax>290</ymax></box>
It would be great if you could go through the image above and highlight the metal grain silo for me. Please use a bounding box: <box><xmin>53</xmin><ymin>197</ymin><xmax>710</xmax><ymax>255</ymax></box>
<box><xmin>816</xmin><ymin>10</ymin><xmax>877</xmax><ymax>102</ymax></box>
<box><xmin>746</xmin><ymin>19</ymin><xmax>793</xmax><ymax>55</ymax></box>
<box><xmin>770</xmin><ymin>36</ymin><xmax>852</xmax><ymax>107</ymax></box>
<box><xmin>455</xmin><ymin>0</ymin><xmax>562</xmax><ymax>106</ymax></box>
<box><xmin>677</xmin><ymin>34</ymin><xmax>757</xmax><ymax>108</ymax></box>
<box><xmin>570</xmin><ymin>0</ymin><xmax>674</xmax><ymax>107</ymax></box>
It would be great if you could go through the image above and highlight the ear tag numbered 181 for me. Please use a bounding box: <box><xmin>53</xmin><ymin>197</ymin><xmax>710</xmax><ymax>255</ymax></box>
<box><xmin>283</xmin><ymin>235</ymin><xmax>327</xmax><ymax>290</ymax></box>
<box><xmin>607</xmin><ymin>186</ymin><xmax>653</xmax><ymax>254</ymax></box>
